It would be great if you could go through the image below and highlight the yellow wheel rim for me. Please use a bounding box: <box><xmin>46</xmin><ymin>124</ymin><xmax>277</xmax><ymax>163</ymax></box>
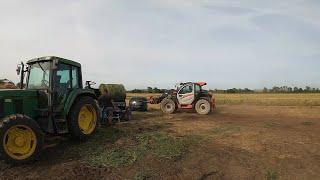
<box><xmin>3</xmin><ymin>125</ymin><xmax>37</xmax><ymax>160</ymax></box>
<box><xmin>78</xmin><ymin>104</ymin><xmax>97</xmax><ymax>135</ymax></box>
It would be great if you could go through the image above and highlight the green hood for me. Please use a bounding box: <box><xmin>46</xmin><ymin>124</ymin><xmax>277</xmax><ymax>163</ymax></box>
<box><xmin>0</xmin><ymin>89</ymin><xmax>39</xmax><ymax>119</ymax></box>
<box><xmin>0</xmin><ymin>89</ymin><xmax>38</xmax><ymax>98</ymax></box>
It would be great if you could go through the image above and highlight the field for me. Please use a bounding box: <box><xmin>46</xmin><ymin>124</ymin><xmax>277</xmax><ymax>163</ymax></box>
<box><xmin>1</xmin><ymin>93</ymin><xmax>320</xmax><ymax>179</ymax></box>
<box><xmin>215</xmin><ymin>93</ymin><xmax>320</xmax><ymax>106</ymax></box>
<box><xmin>128</xmin><ymin>93</ymin><xmax>320</xmax><ymax>106</ymax></box>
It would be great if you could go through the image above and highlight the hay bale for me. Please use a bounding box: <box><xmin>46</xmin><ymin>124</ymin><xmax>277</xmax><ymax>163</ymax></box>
<box><xmin>99</xmin><ymin>84</ymin><xmax>126</xmax><ymax>102</ymax></box>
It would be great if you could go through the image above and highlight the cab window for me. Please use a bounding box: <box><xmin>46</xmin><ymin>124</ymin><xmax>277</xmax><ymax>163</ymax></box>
<box><xmin>179</xmin><ymin>85</ymin><xmax>193</xmax><ymax>94</ymax></box>
<box><xmin>195</xmin><ymin>84</ymin><xmax>201</xmax><ymax>94</ymax></box>
<box><xmin>56</xmin><ymin>64</ymin><xmax>71</xmax><ymax>89</ymax></box>
<box><xmin>71</xmin><ymin>66</ymin><xmax>80</xmax><ymax>88</ymax></box>
<box><xmin>54</xmin><ymin>63</ymin><xmax>71</xmax><ymax>106</ymax></box>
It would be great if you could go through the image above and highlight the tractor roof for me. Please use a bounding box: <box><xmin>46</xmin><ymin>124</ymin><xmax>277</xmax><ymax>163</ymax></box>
<box><xmin>179</xmin><ymin>82</ymin><xmax>207</xmax><ymax>86</ymax></box>
<box><xmin>196</xmin><ymin>82</ymin><xmax>207</xmax><ymax>86</ymax></box>
<box><xmin>27</xmin><ymin>56</ymin><xmax>81</xmax><ymax>67</ymax></box>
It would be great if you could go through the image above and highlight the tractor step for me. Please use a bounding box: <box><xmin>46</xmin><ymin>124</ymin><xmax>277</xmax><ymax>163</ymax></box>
<box><xmin>180</xmin><ymin>104</ymin><xmax>193</xmax><ymax>109</ymax></box>
<box><xmin>54</xmin><ymin>118</ymin><xmax>68</xmax><ymax>134</ymax></box>
<box><xmin>35</xmin><ymin>108</ymin><xmax>49</xmax><ymax>116</ymax></box>
<box><xmin>55</xmin><ymin>118</ymin><xmax>66</xmax><ymax>123</ymax></box>
<box><xmin>57</xmin><ymin>129</ymin><xmax>68</xmax><ymax>134</ymax></box>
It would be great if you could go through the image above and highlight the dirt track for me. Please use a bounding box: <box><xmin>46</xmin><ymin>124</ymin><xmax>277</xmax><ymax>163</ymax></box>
<box><xmin>1</xmin><ymin>105</ymin><xmax>319</xmax><ymax>180</ymax></box>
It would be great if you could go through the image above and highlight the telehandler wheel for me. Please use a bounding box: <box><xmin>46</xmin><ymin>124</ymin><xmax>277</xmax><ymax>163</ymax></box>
<box><xmin>195</xmin><ymin>99</ymin><xmax>211</xmax><ymax>115</ymax></box>
<box><xmin>68</xmin><ymin>97</ymin><xmax>99</xmax><ymax>139</ymax></box>
<box><xmin>0</xmin><ymin>115</ymin><xmax>44</xmax><ymax>164</ymax></box>
<box><xmin>160</xmin><ymin>99</ymin><xmax>176</xmax><ymax>114</ymax></box>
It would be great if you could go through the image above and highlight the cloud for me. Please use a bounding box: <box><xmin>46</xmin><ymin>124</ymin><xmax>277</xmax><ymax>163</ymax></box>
<box><xmin>0</xmin><ymin>0</ymin><xmax>319</xmax><ymax>89</ymax></box>
<box><xmin>203</xmin><ymin>5</ymin><xmax>258</xmax><ymax>15</ymax></box>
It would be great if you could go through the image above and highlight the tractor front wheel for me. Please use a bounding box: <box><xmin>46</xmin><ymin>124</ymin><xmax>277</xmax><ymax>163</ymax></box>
<box><xmin>68</xmin><ymin>97</ymin><xmax>99</xmax><ymax>139</ymax></box>
<box><xmin>160</xmin><ymin>99</ymin><xmax>176</xmax><ymax>114</ymax></box>
<box><xmin>195</xmin><ymin>99</ymin><xmax>211</xmax><ymax>115</ymax></box>
<box><xmin>0</xmin><ymin>115</ymin><xmax>44</xmax><ymax>164</ymax></box>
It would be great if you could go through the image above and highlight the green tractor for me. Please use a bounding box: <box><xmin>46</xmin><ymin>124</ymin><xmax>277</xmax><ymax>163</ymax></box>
<box><xmin>0</xmin><ymin>56</ymin><xmax>99</xmax><ymax>164</ymax></box>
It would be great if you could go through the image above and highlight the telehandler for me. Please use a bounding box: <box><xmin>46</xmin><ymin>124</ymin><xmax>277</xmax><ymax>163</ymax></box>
<box><xmin>0</xmin><ymin>56</ymin><xmax>100</xmax><ymax>164</ymax></box>
<box><xmin>150</xmin><ymin>82</ymin><xmax>215</xmax><ymax>115</ymax></box>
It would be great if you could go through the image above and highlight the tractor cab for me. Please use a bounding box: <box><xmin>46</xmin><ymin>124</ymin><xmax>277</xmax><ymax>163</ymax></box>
<box><xmin>15</xmin><ymin>58</ymin><xmax>82</xmax><ymax>127</ymax></box>
<box><xmin>24</xmin><ymin>57</ymin><xmax>83</xmax><ymax>108</ymax></box>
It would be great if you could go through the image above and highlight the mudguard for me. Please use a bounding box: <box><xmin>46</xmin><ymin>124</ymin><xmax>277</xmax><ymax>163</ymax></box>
<box><xmin>63</xmin><ymin>89</ymin><xmax>97</xmax><ymax>117</ymax></box>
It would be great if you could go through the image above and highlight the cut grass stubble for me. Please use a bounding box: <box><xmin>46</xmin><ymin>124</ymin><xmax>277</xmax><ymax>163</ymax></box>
<box><xmin>65</xmin><ymin>127</ymin><xmax>202</xmax><ymax>167</ymax></box>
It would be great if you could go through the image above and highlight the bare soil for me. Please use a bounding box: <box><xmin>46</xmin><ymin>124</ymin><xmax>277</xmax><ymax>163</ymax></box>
<box><xmin>1</xmin><ymin>105</ymin><xmax>319</xmax><ymax>180</ymax></box>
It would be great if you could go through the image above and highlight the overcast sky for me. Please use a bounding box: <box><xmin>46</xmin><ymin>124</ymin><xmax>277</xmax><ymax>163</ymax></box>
<box><xmin>0</xmin><ymin>0</ymin><xmax>319</xmax><ymax>90</ymax></box>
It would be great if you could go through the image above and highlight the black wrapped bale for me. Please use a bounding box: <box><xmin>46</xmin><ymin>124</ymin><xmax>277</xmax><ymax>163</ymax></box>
<box><xmin>129</xmin><ymin>96</ymin><xmax>148</xmax><ymax>111</ymax></box>
<box><xmin>99</xmin><ymin>84</ymin><xmax>126</xmax><ymax>102</ymax></box>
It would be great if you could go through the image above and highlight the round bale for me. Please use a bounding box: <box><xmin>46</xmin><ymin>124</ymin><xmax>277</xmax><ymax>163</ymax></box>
<box><xmin>99</xmin><ymin>84</ymin><xmax>126</xmax><ymax>102</ymax></box>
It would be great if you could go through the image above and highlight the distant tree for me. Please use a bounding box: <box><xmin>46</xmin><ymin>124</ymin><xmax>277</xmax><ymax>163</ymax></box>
<box><xmin>226</xmin><ymin>88</ymin><xmax>237</xmax><ymax>93</ymax></box>
<box><xmin>263</xmin><ymin>87</ymin><xmax>268</xmax><ymax>93</ymax></box>
<box><xmin>305</xmin><ymin>86</ymin><xmax>311</xmax><ymax>92</ymax></box>
<box><xmin>288</xmin><ymin>87</ymin><xmax>293</xmax><ymax>93</ymax></box>
<box><xmin>153</xmin><ymin>87</ymin><xmax>162</xmax><ymax>93</ymax></box>
<box><xmin>147</xmin><ymin>87</ymin><xmax>153</xmax><ymax>93</ymax></box>
<box><xmin>130</xmin><ymin>89</ymin><xmax>144</xmax><ymax>93</ymax></box>
<box><xmin>279</xmin><ymin>86</ymin><xmax>285</xmax><ymax>92</ymax></box>
<box><xmin>244</xmin><ymin>88</ymin><xmax>254</xmax><ymax>93</ymax></box>
<box><xmin>271</xmin><ymin>86</ymin><xmax>280</xmax><ymax>93</ymax></box>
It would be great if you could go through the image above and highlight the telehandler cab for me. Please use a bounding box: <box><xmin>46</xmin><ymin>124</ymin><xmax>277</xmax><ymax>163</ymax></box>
<box><xmin>0</xmin><ymin>56</ymin><xmax>99</xmax><ymax>164</ymax></box>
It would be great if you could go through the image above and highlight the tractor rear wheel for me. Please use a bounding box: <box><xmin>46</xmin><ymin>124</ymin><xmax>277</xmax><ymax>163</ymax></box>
<box><xmin>0</xmin><ymin>115</ymin><xmax>44</xmax><ymax>164</ymax></box>
<box><xmin>68</xmin><ymin>97</ymin><xmax>99</xmax><ymax>139</ymax></box>
<box><xmin>195</xmin><ymin>99</ymin><xmax>211</xmax><ymax>115</ymax></box>
<box><xmin>160</xmin><ymin>99</ymin><xmax>176</xmax><ymax>114</ymax></box>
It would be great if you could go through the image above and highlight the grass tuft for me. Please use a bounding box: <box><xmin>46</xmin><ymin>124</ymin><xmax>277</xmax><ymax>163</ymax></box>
<box><xmin>301</xmin><ymin>121</ymin><xmax>314</xmax><ymax>126</ymax></box>
<box><xmin>266</xmin><ymin>170</ymin><xmax>278</xmax><ymax>180</ymax></box>
<box><xmin>135</xmin><ymin>132</ymin><xmax>201</xmax><ymax>160</ymax></box>
<box><xmin>86</xmin><ymin>148</ymin><xmax>135</xmax><ymax>167</ymax></box>
<box><xmin>264</xmin><ymin>122</ymin><xmax>280</xmax><ymax>128</ymax></box>
<box><xmin>211</xmin><ymin>125</ymin><xmax>241</xmax><ymax>136</ymax></box>
<box><xmin>134</xmin><ymin>170</ymin><xmax>152</xmax><ymax>180</ymax></box>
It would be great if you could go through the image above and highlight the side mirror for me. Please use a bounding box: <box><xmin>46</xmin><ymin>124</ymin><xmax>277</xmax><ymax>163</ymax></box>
<box><xmin>16</xmin><ymin>65</ymin><xmax>21</xmax><ymax>75</ymax></box>
<box><xmin>86</xmin><ymin>81</ymin><xmax>96</xmax><ymax>88</ymax></box>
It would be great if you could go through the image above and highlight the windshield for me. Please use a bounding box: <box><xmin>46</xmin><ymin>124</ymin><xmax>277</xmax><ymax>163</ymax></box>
<box><xmin>27</xmin><ymin>61</ymin><xmax>51</xmax><ymax>89</ymax></box>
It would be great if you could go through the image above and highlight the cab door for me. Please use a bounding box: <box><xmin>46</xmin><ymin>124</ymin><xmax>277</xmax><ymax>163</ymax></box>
<box><xmin>177</xmin><ymin>84</ymin><xmax>195</xmax><ymax>105</ymax></box>
<box><xmin>53</xmin><ymin>63</ymin><xmax>72</xmax><ymax>109</ymax></box>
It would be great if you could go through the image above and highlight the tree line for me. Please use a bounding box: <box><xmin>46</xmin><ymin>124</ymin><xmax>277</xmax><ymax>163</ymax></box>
<box><xmin>1</xmin><ymin>79</ymin><xmax>319</xmax><ymax>94</ymax></box>
<box><xmin>129</xmin><ymin>87</ymin><xmax>167</xmax><ymax>93</ymax></box>
<box><xmin>210</xmin><ymin>86</ymin><xmax>320</xmax><ymax>93</ymax></box>
<box><xmin>128</xmin><ymin>86</ymin><xmax>320</xmax><ymax>94</ymax></box>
